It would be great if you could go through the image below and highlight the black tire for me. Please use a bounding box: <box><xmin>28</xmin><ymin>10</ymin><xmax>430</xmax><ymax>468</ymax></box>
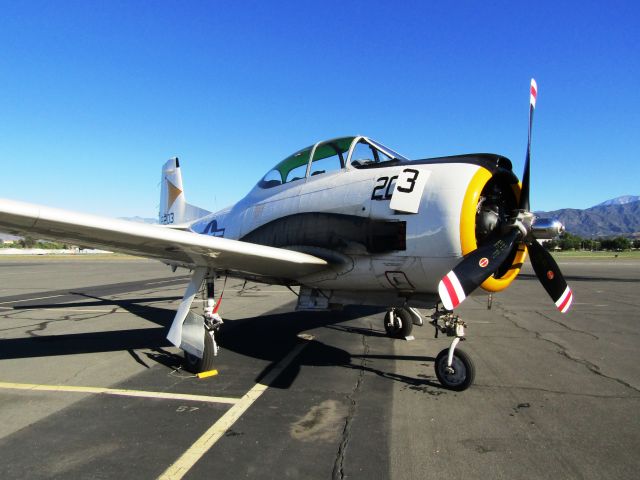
<box><xmin>383</xmin><ymin>308</ymin><xmax>413</xmax><ymax>338</ymax></box>
<box><xmin>184</xmin><ymin>332</ymin><xmax>216</xmax><ymax>373</ymax></box>
<box><xmin>434</xmin><ymin>348</ymin><xmax>475</xmax><ymax>391</ymax></box>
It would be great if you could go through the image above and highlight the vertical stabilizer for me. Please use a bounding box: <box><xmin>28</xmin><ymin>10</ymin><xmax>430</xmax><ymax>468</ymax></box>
<box><xmin>160</xmin><ymin>157</ymin><xmax>211</xmax><ymax>225</ymax></box>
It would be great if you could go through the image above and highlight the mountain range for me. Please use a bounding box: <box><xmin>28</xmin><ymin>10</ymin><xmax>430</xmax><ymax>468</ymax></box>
<box><xmin>596</xmin><ymin>195</ymin><xmax>639</xmax><ymax>207</ymax></box>
<box><xmin>536</xmin><ymin>196</ymin><xmax>640</xmax><ymax>238</ymax></box>
<box><xmin>118</xmin><ymin>216</ymin><xmax>158</xmax><ymax>224</ymax></box>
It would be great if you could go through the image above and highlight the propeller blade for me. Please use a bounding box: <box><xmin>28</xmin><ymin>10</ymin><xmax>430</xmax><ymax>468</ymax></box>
<box><xmin>527</xmin><ymin>240</ymin><xmax>573</xmax><ymax>313</ymax></box>
<box><xmin>438</xmin><ymin>230</ymin><xmax>519</xmax><ymax>310</ymax></box>
<box><xmin>519</xmin><ymin>78</ymin><xmax>537</xmax><ymax>211</ymax></box>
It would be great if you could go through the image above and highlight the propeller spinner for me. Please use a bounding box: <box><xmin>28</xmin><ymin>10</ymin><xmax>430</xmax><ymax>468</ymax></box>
<box><xmin>438</xmin><ymin>79</ymin><xmax>573</xmax><ymax>313</ymax></box>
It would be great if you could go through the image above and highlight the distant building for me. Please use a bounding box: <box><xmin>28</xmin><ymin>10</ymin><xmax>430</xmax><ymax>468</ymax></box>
<box><xmin>0</xmin><ymin>232</ymin><xmax>21</xmax><ymax>244</ymax></box>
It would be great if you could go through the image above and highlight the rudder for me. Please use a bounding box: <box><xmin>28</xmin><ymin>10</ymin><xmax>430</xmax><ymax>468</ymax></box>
<box><xmin>160</xmin><ymin>157</ymin><xmax>210</xmax><ymax>225</ymax></box>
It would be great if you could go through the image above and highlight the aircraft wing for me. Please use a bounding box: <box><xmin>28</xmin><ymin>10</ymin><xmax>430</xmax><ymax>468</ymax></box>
<box><xmin>0</xmin><ymin>198</ymin><xmax>328</xmax><ymax>279</ymax></box>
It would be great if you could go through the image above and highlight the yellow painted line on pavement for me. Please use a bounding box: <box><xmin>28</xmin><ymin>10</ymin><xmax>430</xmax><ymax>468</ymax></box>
<box><xmin>158</xmin><ymin>333</ymin><xmax>314</xmax><ymax>480</ymax></box>
<box><xmin>0</xmin><ymin>381</ymin><xmax>240</xmax><ymax>405</ymax></box>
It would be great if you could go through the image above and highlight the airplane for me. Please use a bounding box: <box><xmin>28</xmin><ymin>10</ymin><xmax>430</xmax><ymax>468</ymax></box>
<box><xmin>0</xmin><ymin>79</ymin><xmax>572</xmax><ymax>391</ymax></box>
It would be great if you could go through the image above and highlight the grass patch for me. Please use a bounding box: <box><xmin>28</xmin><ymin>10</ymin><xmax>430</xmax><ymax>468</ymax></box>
<box><xmin>551</xmin><ymin>250</ymin><xmax>640</xmax><ymax>260</ymax></box>
<box><xmin>0</xmin><ymin>253</ymin><xmax>149</xmax><ymax>262</ymax></box>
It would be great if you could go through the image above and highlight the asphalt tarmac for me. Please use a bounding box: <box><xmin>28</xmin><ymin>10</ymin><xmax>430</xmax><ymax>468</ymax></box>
<box><xmin>0</xmin><ymin>255</ymin><xmax>638</xmax><ymax>479</ymax></box>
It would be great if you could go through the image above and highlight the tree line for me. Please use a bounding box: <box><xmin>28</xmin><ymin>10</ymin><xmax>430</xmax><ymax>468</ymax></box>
<box><xmin>544</xmin><ymin>233</ymin><xmax>639</xmax><ymax>251</ymax></box>
<box><xmin>0</xmin><ymin>235</ymin><xmax>70</xmax><ymax>249</ymax></box>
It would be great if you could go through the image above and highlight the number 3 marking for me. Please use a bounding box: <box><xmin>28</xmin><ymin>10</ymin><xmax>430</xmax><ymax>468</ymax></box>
<box><xmin>396</xmin><ymin>169</ymin><xmax>419</xmax><ymax>193</ymax></box>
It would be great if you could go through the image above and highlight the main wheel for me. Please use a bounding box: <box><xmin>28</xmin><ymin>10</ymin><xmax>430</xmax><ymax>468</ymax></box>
<box><xmin>184</xmin><ymin>331</ymin><xmax>216</xmax><ymax>373</ymax></box>
<box><xmin>434</xmin><ymin>348</ymin><xmax>475</xmax><ymax>391</ymax></box>
<box><xmin>384</xmin><ymin>308</ymin><xmax>413</xmax><ymax>338</ymax></box>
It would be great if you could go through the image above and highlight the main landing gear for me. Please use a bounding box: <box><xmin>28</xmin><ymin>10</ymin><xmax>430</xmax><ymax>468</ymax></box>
<box><xmin>383</xmin><ymin>307</ymin><xmax>423</xmax><ymax>338</ymax></box>
<box><xmin>184</xmin><ymin>277</ymin><xmax>224</xmax><ymax>372</ymax></box>
<box><xmin>166</xmin><ymin>268</ymin><xmax>224</xmax><ymax>374</ymax></box>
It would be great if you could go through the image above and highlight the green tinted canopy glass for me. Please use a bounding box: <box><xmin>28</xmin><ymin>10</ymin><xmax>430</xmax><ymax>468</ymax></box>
<box><xmin>311</xmin><ymin>137</ymin><xmax>355</xmax><ymax>162</ymax></box>
<box><xmin>259</xmin><ymin>137</ymin><xmax>362</xmax><ymax>189</ymax></box>
<box><xmin>272</xmin><ymin>147</ymin><xmax>312</xmax><ymax>183</ymax></box>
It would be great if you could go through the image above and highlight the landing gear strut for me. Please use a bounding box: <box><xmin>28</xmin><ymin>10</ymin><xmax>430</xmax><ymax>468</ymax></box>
<box><xmin>430</xmin><ymin>307</ymin><xmax>475</xmax><ymax>391</ymax></box>
<box><xmin>185</xmin><ymin>277</ymin><xmax>223</xmax><ymax>372</ymax></box>
<box><xmin>166</xmin><ymin>268</ymin><xmax>224</xmax><ymax>374</ymax></box>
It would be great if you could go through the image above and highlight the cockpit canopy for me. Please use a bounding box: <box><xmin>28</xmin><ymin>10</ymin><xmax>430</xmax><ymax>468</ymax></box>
<box><xmin>257</xmin><ymin>136</ymin><xmax>409</xmax><ymax>189</ymax></box>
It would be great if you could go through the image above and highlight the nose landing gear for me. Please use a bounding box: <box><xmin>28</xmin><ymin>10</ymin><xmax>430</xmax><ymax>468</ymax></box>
<box><xmin>430</xmin><ymin>308</ymin><xmax>475</xmax><ymax>391</ymax></box>
<box><xmin>382</xmin><ymin>305</ymin><xmax>475</xmax><ymax>390</ymax></box>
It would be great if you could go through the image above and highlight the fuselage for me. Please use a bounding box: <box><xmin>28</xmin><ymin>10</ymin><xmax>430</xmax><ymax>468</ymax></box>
<box><xmin>185</xmin><ymin>136</ymin><xmax>523</xmax><ymax>308</ymax></box>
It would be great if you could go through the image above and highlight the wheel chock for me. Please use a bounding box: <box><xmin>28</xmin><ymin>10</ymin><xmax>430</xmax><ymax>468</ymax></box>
<box><xmin>197</xmin><ymin>369</ymin><xmax>219</xmax><ymax>379</ymax></box>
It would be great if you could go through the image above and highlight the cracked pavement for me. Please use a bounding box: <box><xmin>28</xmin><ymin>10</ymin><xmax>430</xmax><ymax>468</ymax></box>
<box><xmin>390</xmin><ymin>259</ymin><xmax>640</xmax><ymax>479</ymax></box>
<box><xmin>0</xmin><ymin>256</ymin><xmax>638</xmax><ymax>479</ymax></box>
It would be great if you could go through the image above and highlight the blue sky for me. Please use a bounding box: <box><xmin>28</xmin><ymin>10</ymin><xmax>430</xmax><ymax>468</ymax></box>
<box><xmin>2</xmin><ymin>0</ymin><xmax>638</xmax><ymax>217</ymax></box>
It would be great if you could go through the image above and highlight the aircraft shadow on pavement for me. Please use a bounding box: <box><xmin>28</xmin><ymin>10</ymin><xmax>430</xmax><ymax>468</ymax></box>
<box><xmin>4</xmin><ymin>293</ymin><xmax>182</xmax><ymax>366</ymax></box>
<box><xmin>218</xmin><ymin>306</ymin><xmax>439</xmax><ymax>390</ymax></box>
<box><xmin>4</xmin><ymin>297</ymin><xmax>439</xmax><ymax>390</ymax></box>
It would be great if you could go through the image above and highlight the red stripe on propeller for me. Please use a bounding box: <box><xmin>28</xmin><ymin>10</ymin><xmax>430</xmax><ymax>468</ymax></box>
<box><xmin>558</xmin><ymin>289</ymin><xmax>573</xmax><ymax>313</ymax></box>
<box><xmin>442</xmin><ymin>273</ymin><xmax>460</xmax><ymax>308</ymax></box>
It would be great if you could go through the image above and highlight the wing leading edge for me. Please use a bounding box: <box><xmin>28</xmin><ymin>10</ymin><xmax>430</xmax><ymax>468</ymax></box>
<box><xmin>0</xmin><ymin>198</ymin><xmax>328</xmax><ymax>279</ymax></box>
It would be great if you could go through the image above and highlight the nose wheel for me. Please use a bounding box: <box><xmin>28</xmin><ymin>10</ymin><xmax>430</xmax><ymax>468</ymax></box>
<box><xmin>430</xmin><ymin>307</ymin><xmax>475</xmax><ymax>391</ymax></box>
<box><xmin>434</xmin><ymin>347</ymin><xmax>475</xmax><ymax>391</ymax></box>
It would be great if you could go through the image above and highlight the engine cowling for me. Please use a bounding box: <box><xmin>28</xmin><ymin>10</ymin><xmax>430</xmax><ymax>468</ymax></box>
<box><xmin>459</xmin><ymin>167</ymin><xmax>527</xmax><ymax>293</ymax></box>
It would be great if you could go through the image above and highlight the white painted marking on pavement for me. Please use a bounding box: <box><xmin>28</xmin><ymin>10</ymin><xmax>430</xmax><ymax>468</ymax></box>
<box><xmin>0</xmin><ymin>381</ymin><xmax>240</xmax><ymax>405</ymax></box>
<box><xmin>0</xmin><ymin>294</ymin><xmax>66</xmax><ymax>305</ymax></box>
<box><xmin>158</xmin><ymin>333</ymin><xmax>314</xmax><ymax>480</ymax></box>
<box><xmin>146</xmin><ymin>279</ymin><xmax>186</xmax><ymax>286</ymax></box>
<box><xmin>0</xmin><ymin>307</ymin><xmax>122</xmax><ymax>313</ymax></box>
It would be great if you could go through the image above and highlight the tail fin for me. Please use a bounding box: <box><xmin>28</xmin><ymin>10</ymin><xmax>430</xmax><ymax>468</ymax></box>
<box><xmin>160</xmin><ymin>157</ymin><xmax>211</xmax><ymax>225</ymax></box>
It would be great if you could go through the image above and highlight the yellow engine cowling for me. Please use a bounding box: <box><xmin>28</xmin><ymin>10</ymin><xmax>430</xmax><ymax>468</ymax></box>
<box><xmin>459</xmin><ymin>167</ymin><xmax>528</xmax><ymax>293</ymax></box>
